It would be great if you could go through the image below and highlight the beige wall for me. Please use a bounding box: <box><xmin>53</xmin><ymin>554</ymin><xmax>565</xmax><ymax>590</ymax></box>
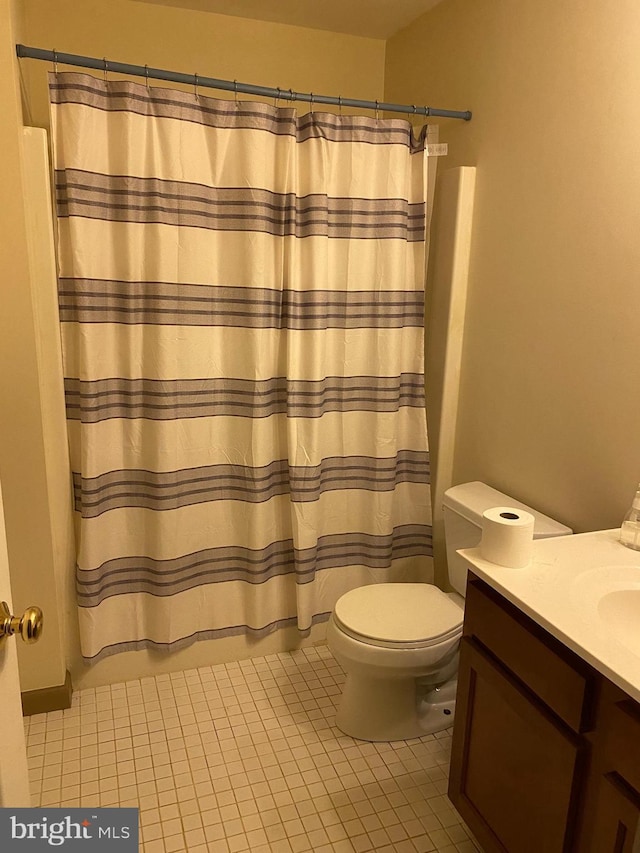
<box><xmin>20</xmin><ymin>0</ymin><xmax>386</xmax><ymax>130</ymax></box>
<box><xmin>21</xmin><ymin>127</ymin><xmax>74</xmax><ymax>691</ymax></box>
<box><xmin>9</xmin><ymin>0</ymin><xmax>386</xmax><ymax>688</ymax></box>
<box><xmin>385</xmin><ymin>0</ymin><xmax>640</xmax><ymax>534</ymax></box>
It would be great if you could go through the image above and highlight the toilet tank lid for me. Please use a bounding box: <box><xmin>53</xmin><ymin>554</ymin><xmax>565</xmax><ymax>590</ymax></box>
<box><xmin>443</xmin><ymin>481</ymin><xmax>573</xmax><ymax>538</ymax></box>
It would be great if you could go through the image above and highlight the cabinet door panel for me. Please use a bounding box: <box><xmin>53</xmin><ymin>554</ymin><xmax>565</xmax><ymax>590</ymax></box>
<box><xmin>604</xmin><ymin>701</ymin><xmax>640</xmax><ymax>793</ymax></box>
<box><xmin>450</xmin><ymin>637</ymin><xmax>584</xmax><ymax>853</ymax></box>
<box><xmin>588</xmin><ymin>772</ymin><xmax>640</xmax><ymax>853</ymax></box>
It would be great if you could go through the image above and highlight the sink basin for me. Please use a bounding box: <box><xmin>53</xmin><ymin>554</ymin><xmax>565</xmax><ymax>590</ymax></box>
<box><xmin>572</xmin><ymin>565</ymin><xmax>640</xmax><ymax>655</ymax></box>
<box><xmin>598</xmin><ymin>588</ymin><xmax>640</xmax><ymax>654</ymax></box>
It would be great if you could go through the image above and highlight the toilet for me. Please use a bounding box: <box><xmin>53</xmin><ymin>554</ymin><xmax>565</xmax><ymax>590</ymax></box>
<box><xmin>326</xmin><ymin>481</ymin><xmax>572</xmax><ymax>742</ymax></box>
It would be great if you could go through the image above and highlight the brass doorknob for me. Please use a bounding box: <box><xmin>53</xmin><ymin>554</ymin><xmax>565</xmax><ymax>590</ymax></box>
<box><xmin>0</xmin><ymin>601</ymin><xmax>43</xmax><ymax>644</ymax></box>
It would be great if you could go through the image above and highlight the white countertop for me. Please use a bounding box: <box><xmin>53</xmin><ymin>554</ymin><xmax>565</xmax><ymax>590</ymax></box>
<box><xmin>459</xmin><ymin>528</ymin><xmax>640</xmax><ymax>703</ymax></box>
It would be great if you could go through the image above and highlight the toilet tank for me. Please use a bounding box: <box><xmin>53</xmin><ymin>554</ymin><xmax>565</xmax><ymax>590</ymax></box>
<box><xmin>443</xmin><ymin>481</ymin><xmax>573</xmax><ymax>596</ymax></box>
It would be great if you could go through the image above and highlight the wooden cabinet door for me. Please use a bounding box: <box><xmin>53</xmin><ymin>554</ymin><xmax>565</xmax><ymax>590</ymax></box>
<box><xmin>588</xmin><ymin>772</ymin><xmax>640</xmax><ymax>853</ymax></box>
<box><xmin>449</xmin><ymin>637</ymin><xmax>586</xmax><ymax>853</ymax></box>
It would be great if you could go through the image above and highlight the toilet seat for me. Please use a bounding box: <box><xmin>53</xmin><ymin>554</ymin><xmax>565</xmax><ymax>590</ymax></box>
<box><xmin>333</xmin><ymin>583</ymin><xmax>463</xmax><ymax>650</ymax></box>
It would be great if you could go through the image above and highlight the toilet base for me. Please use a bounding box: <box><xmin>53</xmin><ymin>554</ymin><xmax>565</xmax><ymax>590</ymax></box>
<box><xmin>416</xmin><ymin>680</ymin><xmax>457</xmax><ymax>735</ymax></box>
<box><xmin>335</xmin><ymin>675</ymin><xmax>457</xmax><ymax>742</ymax></box>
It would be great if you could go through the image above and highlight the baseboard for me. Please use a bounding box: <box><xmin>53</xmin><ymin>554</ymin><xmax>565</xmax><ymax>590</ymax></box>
<box><xmin>21</xmin><ymin>670</ymin><xmax>73</xmax><ymax>716</ymax></box>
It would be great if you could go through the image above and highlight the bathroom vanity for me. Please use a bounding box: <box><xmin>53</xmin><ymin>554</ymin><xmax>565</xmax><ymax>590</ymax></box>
<box><xmin>448</xmin><ymin>530</ymin><xmax>640</xmax><ymax>853</ymax></box>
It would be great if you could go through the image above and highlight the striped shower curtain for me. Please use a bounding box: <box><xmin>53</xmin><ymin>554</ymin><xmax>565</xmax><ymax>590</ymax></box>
<box><xmin>49</xmin><ymin>72</ymin><xmax>435</xmax><ymax>663</ymax></box>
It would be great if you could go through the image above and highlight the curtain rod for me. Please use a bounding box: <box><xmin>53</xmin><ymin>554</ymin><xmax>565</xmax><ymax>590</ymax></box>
<box><xmin>16</xmin><ymin>44</ymin><xmax>472</xmax><ymax>122</ymax></box>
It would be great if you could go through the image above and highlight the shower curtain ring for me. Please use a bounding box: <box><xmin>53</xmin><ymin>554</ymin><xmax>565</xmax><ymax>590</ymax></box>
<box><xmin>338</xmin><ymin>95</ymin><xmax>343</xmax><ymax>116</ymax></box>
<box><xmin>375</xmin><ymin>100</ymin><xmax>380</xmax><ymax>122</ymax></box>
<box><xmin>233</xmin><ymin>79</ymin><xmax>239</xmax><ymax>107</ymax></box>
<box><xmin>52</xmin><ymin>48</ymin><xmax>59</xmax><ymax>75</ymax></box>
<box><xmin>274</xmin><ymin>87</ymin><xmax>281</xmax><ymax>108</ymax></box>
<box><xmin>194</xmin><ymin>73</ymin><xmax>199</xmax><ymax>99</ymax></box>
<box><xmin>144</xmin><ymin>64</ymin><xmax>150</xmax><ymax>89</ymax></box>
<box><xmin>103</xmin><ymin>58</ymin><xmax>108</xmax><ymax>82</ymax></box>
<box><xmin>289</xmin><ymin>88</ymin><xmax>294</xmax><ymax>105</ymax></box>
<box><xmin>310</xmin><ymin>92</ymin><xmax>314</xmax><ymax>113</ymax></box>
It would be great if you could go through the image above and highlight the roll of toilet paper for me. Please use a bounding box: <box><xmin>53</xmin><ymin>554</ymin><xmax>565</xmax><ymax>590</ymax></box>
<box><xmin>480</xmin><ymin>506</ymin><xmax>535</xmax><ymax>568</ymax></box>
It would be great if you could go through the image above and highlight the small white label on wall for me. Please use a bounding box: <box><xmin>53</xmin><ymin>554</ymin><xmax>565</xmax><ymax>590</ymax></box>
<box><xmin>426</xmin><ymin>143</ymin><xmax>448</xmax><ymax>156</ymax></box>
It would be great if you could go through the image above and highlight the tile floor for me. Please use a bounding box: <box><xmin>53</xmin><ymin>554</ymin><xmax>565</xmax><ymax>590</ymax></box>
<box><xmin>24</xmin><ymin>646</ymin><xmax>480</xmax><ymax>853</ymax></box>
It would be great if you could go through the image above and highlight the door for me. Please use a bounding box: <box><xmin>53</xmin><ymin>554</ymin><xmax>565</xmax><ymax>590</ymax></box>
<box><xmin>0</xmin><ymin>476</ymin><xmax>31</xmax><ymax>807</ymax></box>
<box><xmin>449</xmin><ymin>636</ymin><xmax>585</xmax><ymax>853</ymax></box>
<box><xmin>588</xmin><ymin>773</ymin><xmax>640</xmax><ymax>853</ymax></box>
<box><xmin>587</xmin><ymin>697</ymin><xmax>640</xmax><ymax>853</ymax></box>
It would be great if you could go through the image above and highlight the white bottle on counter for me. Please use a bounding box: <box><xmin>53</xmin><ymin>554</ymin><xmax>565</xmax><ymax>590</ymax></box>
<box><xmin>620</xmin><ymin>484</ymin><xmax>640</xmax><ymax>551</ymax></box>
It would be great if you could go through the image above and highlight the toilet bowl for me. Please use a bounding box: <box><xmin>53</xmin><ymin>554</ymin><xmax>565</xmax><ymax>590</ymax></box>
<box><xmin>327</xmin><ymin>583</ymin><xmax>463</xmax><ymax>741</ymax></box>
<box><xmin>327</xmin><ymin>481</ymin><xmax>573</xmax><ymax>742</ymax></box>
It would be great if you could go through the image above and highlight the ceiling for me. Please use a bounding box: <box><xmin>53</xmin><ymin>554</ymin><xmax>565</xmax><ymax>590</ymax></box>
<box><xmin>136</xmin><ymin>0</ymin><xmax>444</xmax><ymax>39</ymax></box>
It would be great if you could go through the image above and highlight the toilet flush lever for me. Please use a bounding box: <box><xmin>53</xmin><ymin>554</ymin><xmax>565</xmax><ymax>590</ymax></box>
<box><xmin>0</xmin><ymin>601</ymin><xmax>43</xmax><ymax>645</ymax></box>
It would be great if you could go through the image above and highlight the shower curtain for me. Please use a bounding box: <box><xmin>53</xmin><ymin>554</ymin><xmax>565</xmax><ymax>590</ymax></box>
<box><xmin>49</xmin><ymin>71</ymin><xmax>435</xmax><ymax>663</ymax></box>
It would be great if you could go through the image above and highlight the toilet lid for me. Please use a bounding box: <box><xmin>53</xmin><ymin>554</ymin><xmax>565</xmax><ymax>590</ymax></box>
<box><xmin>333</xmin><ymin>583</ymin><xmax>463</xmax><ymax>647</ymax></box>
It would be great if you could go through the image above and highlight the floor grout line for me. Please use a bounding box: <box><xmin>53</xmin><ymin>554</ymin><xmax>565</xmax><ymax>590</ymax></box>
<box><xmin>25</xmin><ymin>646</ymin><xmax>481</xmax><ymax>853</ymax></box>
